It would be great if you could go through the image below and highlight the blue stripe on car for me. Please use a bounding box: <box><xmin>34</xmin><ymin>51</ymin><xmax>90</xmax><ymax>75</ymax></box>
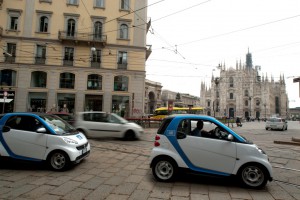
<box><xmin>165</xmin><ymin>115</ymin><xmax>246</xmax><ymax>176</ymax></box>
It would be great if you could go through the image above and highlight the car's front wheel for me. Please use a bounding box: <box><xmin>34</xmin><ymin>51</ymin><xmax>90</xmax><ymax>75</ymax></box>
<box><xmin>238</xmin><ymin>163</ymin><xmax>269</xmax><ymax>189</ymax></box>
<box><xmin>152</xmin><ymin>157</ymin><xmax>178</xmax><ymax>182</ymax></box>
<box><xmin>124</xmin><ymin>130</ymin><xmax>136</xmax><ymax>140</ymax></box>
<box><xmin>48</xmin><ymin>151</ymin><xmax>70</xmax><ymax>171</ymax></box>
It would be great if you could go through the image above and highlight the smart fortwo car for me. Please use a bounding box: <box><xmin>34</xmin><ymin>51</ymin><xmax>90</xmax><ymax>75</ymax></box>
<box><xmin>150</xmin><ymin>115</ymin><xmax>273</xmax><ymax>189</ymax></box>
<box><xmin>0</xmin><ymin>112</ymin><xmax>90</xmax><ymax>171</ymax></box>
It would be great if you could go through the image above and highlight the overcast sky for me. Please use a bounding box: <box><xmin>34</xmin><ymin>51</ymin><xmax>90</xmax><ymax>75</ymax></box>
<box><xmin>145</xmin><ymin>0</ymin><xmax>300</xmax><ymax>108</ymax></box>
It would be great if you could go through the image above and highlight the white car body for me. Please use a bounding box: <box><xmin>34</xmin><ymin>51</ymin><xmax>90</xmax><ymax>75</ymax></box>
<box><xmin>150</xmin><ymin>115</ymin><xmax>273</xmax><ymax>189</ymax></box>
<box><xmin>74</xmin><ymin>111</ymin><xmax>144</xmax><ymax>139</ymax></box>
<box><xmin>0</xmin><ymin>113</ymin><xmax>90</xmax><ymax>170</ymax></box>
<box><xmin>265</xmin><ymin>117</ymin><xmax>288</xmax><ymax>131</ymax></box>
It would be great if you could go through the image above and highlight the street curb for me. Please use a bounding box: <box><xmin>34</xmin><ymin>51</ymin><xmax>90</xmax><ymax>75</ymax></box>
<box><xmin>274</xmin><ymin>139</ymin><xmax>300</xmax><ymax>146</ymax></box>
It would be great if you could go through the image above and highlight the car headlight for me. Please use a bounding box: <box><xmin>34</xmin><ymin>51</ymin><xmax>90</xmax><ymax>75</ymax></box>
<box><xmin>62</xmin><ymin>137</ymin><xmax>78</xmax><ymax>144</ymax></box>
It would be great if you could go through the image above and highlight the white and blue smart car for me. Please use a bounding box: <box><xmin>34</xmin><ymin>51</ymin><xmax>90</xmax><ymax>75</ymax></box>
<box><xmin>150</xmin><ymin>115</ymin><xmax>273</xmax><ymax>189</ymax></box>
<box><xmin>0</xmin><ymin>112</ymin><xmax>90</xmax><ymax>171</ymax></box>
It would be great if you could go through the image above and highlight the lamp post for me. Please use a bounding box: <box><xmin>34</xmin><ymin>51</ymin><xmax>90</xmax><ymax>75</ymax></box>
<box><xmin>249</xmin><ymin>96</ymin><xmax>252</xmax><ymax>119</ymax></box>
<box><xmin>264</xmin><ymin>103</ymin><xmax>266</xmax><ymax>120</ymax></box>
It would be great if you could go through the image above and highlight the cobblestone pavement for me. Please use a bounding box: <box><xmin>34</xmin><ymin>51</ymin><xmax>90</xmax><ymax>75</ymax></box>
<box><xmin>0</xmin><ymin>121</ymin><xmax>300</xmax><ymax>200</ymax></box>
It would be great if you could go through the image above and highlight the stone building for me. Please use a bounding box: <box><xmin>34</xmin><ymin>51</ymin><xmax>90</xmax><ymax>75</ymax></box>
<box><xmin>144</xmin><ymin>79</ymin><xmax>162</xmax><ymax>115</ymax></box>
<box><xmin>0</xmin><ymin>0</ymin><xmax>150</xmax><ymax>117</ymax></box>
<box><xmin>161</xmin><ymin>90</ymin><xmax>201</xmax><ymax>108</ymax></box>
<box><xmin>200</xmin><ymin>51</ymin><xmax>289</xmax><ymax>119</ymax></box>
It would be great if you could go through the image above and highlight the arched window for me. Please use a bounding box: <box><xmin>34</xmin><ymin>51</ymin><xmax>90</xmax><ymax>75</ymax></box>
<box><xmin>60</xmin><ymin>72</ymin><xmax>75</xmax><ymax>89</ymax></box>
<box><xmin>120</xmin><ymin>24</ymin><xmax>128</xmax><ymax>39</ymax></box>
<box><xmin>94</xmin><ymin>21</ymin><xmax>102</xmax><ymax>40</ymax></box>
<box><xmin>39</xmin><ymin>16</ymin><xmax>48</xmax><ymax>32</ymax></box>
<box><xmin>87</xmin><ymin>74</ymin><xmax>102</xmax><ymax>90</ymax></box>
<box><xmin>256</xmin><ymin>99</ymin><xmax>260</xmax><ymax>106</ymax></box>
<box><xmin>114</xmin><ymin>75</ymin><xmax>128</xmax><ymax>91</ymax></box>
<box><xmin>245</xmin><ymin>100</ymin><xmax>248</xmax><ymax>106</ymax></box>
<box><xmin>244</xmin><ymin>90</ymin><xmax>249</xmax><ymax>96</ymax></box>
<box><xmin>229</xmin><ymin>77</ymin><xmax>234</xmax><ymax>87</ymax></box>
<box><xmin>67</xmin><ymin>19</ymin><xmax>76</xmax><ymax>37</ymax></box>
<box><xmin>31</xmin><ymin>71</ymin><xmax>47</xmax><ymax>88</ymax></box>
<box><xmin>0</xmin><ymin>69</ymin><xmax>16</xmax><ymax>86</ymax></box>
<box><xmin>230</xmin><ymin>93</ymin><xmax>233</xmax><ymax>99</ymax></box>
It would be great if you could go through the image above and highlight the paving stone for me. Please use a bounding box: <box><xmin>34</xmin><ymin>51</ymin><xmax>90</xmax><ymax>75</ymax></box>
<box><xmin>61</xmin><ymin>187</ymin><xmax>92</xmax><ymax>200</ymax></box>
<box><xmin>49</xmin><ymin>180</ymin><xmax>82</xmax><ymax>196</ymax></box>
<box><xmin>104</xmin><ymin>176</ymin><xmax>125</xmax><ymax>186</ymax></box>
<box><xmin>228</xmin><ymin>187</ymin><xmax>252</xmax><ymax>199</ymax></box>
<box><xmin>149</xmin><ymin>186</ymin><xmax>172</xmax><ymax>199</ymax></box>
<box><xmin>22</xmin><ymin>185</ymin><xmax>55</xmax><ymax>199</ymax></box>
<box><xmin>249</xmin><ymin>191</ymin><xmax>275</xmax><ymax>200</ymax></box>
<box><xmin>106</xmin><ymin>194</ymin><xmax>129</xmax><ymax>200</ymax></box>
<box><xmin>84</xmin><ymin>184</ymin><xmax>115</xmax><ymax>200</ymax></box>
<box><xmin>113</xmin><ymin>182</ymin><xmax>138</xmax><ymax>195</ymax></box>
<box><xmin>267</xmin><ymin>185</ymin><xmax>295</xmax><ymax>200</ymax></box>
<box><xmin>80</xmin><ymin>176</ymin><xmax>107</xmax><ymax>189</ymax></box>
<box><xmin>125</xmin><ymin>174</ymin><xmax>144</xmax><ymax>183</ymax></box>
<box><xmin>128</xmin><ymin>189</ymin><xmax>150</xmax><ymax>200</ymax></box>
<box><xmin>34</xmin><ymin>194</ymin><xmax>61</xmax><ymax>200</ymax></box>
<box><xmin>190</xmin><ymin>193</ymin><xmax>209</xmax><ymax>200</ymax></box>
<box><xmin>46</xmin><ymin>175</ymin><xmax>73</xmax><ymax>186</ymax></box>
<box><xmin>171</xmin><ymin>185</ymin><xmax>190</xmax><ymax>197</ymax></box>
<box><xmin>1</xmin><ymin>184</ymin><xmax>37</xmax><ymax>199</ymax></box>
<box><xmin>72</xmin><ymin>173</ymin><xmax>94</xmax><ymax>182</ymax></box>
<box><xmin>170</xmin><ymin>196</ymin><xmax>189</xmax><ymax>200</ymax></box>
<box><xmin>208</xmin><ymin>191</ymin><xmax>231</xmax><ymax>200</ymax></box>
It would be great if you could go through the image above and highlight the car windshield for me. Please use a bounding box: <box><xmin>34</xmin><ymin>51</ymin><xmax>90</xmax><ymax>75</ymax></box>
<box><xmin>109</xmin><ymin>113</ymin><xmax>128</xmax><ymax>123</ymax></box>
<box><xmin>41</xmin><ymin>115</ymin><xmax>75</xmax><ymax>135</ymax></box>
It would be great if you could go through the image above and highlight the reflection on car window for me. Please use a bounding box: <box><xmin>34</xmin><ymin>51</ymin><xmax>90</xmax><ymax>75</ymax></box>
<box><xmin>41</xmin><ymin>115</ymin><xmax>74</xmax><ymax>135</ymax></box>
<box><xmin>6</xmin><ymin>116</ymin><xmax>44</xmax><ymax>132</ymax></box>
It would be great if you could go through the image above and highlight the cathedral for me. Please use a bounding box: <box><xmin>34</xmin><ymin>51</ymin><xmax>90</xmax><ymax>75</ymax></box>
<box><xmin>200</xmin><ymin>51</ymin><xmax>289</xmax><ymax>119</ymax></box>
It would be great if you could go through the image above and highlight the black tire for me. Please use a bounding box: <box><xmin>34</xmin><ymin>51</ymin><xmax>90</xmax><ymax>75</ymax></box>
<box><xmin>152</xmin><ymin>157</ymin><xmax>178</xmax><ymax>182</ymax></box>
<box><xmin>48</xmin><ymin>151</ymin><xmax>70</xmax><ymax>171</ymax></box>
<box><xmin>124</xmin><ymin>130</ymin><xmax>136</xmax><ymax>140</ymax></box>
<box><xmin>238</xmin><ymin>163</ymin><xmax>269</xmax><ymax>189</ymax></box>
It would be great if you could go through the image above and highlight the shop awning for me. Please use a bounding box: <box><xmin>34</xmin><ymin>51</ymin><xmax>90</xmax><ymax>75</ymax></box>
<box><xmin>0</xmin><ymin>99</ymin><xmax>13</xmax><ymax>103</ymax></box>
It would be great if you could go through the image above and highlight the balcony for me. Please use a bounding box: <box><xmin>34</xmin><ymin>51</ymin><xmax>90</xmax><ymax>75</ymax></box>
<box><xmin>4</xmin><ymin>56</ymin><xmax>16</xmax><ymax>63</ymax></box>
<box><xmin>63</xmin><ymin>59</ymin><xmax>73</xmax><ymax>66</ymax></box>
<box><xmin>91</xmin><ymin>61</ymin><xmax>100</xmax><ymax>68</ymax></box>
<box><xmin>117</xmin><ymin>63</ymin><xmax>127</xmax><ymax>70</ymax></box>
<box><xmin>35</xmin><ymin>57</ymin><xmax>46</xmax><ymax>64</ymax></box>
<box><xmin>58</xmin><ymin>31</ymin><xmax>107</xmax><ymax>47</ymax></box>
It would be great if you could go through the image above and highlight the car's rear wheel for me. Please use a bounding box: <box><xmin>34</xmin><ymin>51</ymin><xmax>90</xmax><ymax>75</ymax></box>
<box><xmin>238</xmin><ymin>163</ymin><xmax>269</xmax><ymax>189</ymax></box>
<box><xmin>48</xmin><ymin>151</ymin><xmax>70</xmax><ymax>171</ymax></box>
<box><xmin>152</xmin><ymin>157</ymin><xmax>178</xmax><ymax>182</ymax></box>
<box><xmin>124</xmin><ymin>130</ymin><xmax>136</xmax><ymax>140</ymax></box>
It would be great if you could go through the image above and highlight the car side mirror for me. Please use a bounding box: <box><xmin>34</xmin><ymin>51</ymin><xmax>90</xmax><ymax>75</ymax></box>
<box><xmin>177</xmin><ymin>131</ymin><xmax>187</xmax><ymax>139</ymax></box>
<box><xmin>227</xmin><ymin>134</ymin><xmax>234</xmax><ymax>141</ymax></box>
<box><xmin>37</xmin><ymin>127</ymin><xmax>47</xmax><ymax>133</ymax></box>
<box><xmin>2</xmin><ymin>126</ymin><xmax>11</xmax><ymax>132</ymax></box>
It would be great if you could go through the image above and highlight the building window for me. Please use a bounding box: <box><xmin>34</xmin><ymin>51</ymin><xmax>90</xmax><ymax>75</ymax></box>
<box><xmin>60</xmin><ymin>73</ymin><xmax>75</xmax><ymax>89</ymax></box>
<box><xmin>114</xmin><ymin>75</ymin><xmax>128</xmax><ymax>91</ymax></box>
<box><xmin>117</xmin><ymin>51</ymin><xmax>127</xmax><ymax>69</ymax></box>
<box><xmin>244</xmin><ymin>90</ymin><xmax>249</xmax><ymax>97</ymax></box>
<box><xmin>35</xmin><ymin>45</ymin><xmax>46</xmax><ymax>64</ymax></box>
<box><xmin>229</xmin><ymin>77</ymin><xmax>234</xmax><ymax>87</ymax></box>
<box><xmin>7</xmin><ymin>9</ymin><xmax>22</xmax><ymax>31</ymax></box>
<box><xmin>67</xmin><ymin>19</ymin><xmax>76</xmax><ymax>37</ymax></box>
<box><xmin>95</xmin><ymin>0</ymin><xmax>104</xmax><ymax>7</ymax></box>
<box><xmin>5</xmin><ymin>43</ymin><xmax>16</xmax><ymax>63</ymax></box>
<box><xmin>68</xmin><ymin>0</ymin><xmax>78</xmax><ymax>5</ymax></box>
<box><xmin>57</xmin><ymin>93</ymin><xmax>75</xmax><ymax>114</ymax></box>
<box><xmin>120</xmin><ymin>0</ymin><xmax>130</xmax><ymax>10</ymax></box>
<box><xmin>230</xmin><ymin>93</ymin><xmax>233</xmax><ymax>99</ymax></box>
<box><xmin>63</xmin><ymin>47</ymin><xmax>74</xmax><ymax>66</ymax></box>
<box><xmin>0</xmin><ymin>70</ymin><xmax>17</xmax><ymax>86</ymax></box>
<box><xmin>94</xmin><ymin>21</ymin><xmax>102</xmax><ymax>40</ymax></box>
<box><xmin>119</xmin><ymin>24</ymin><xmax>128</xmax><ymax>39</ymax></box>
<box><xmin>87</xmin><ymin>74</ymin><xmax>102</xmax><ymax>90</ymax></box>
<box><xmin>39</xmin><ymin>16</ymin><xmax>48</xmax><ymax>32</ymax></box>
<box><xmin>31</xmin><ymin>71</ymin><xmax>47</xmax><ymax>88</ymax></box>
<box><xmin>256</xmin><ymin>99</ymin><xmax>260</xmax><ymax>106</ymax></box>
<box><xmin>245</xmin><ymin>100</ymin><xmax>248</xmax><ymax>106</ymax></box>
<box><xmin>91</xmin><ymin>49</ymin><xmax>101</xmax><ymax>68</ymax></box>
<box><xmin>112</xmin><ymin>95</ymin><xmax>129</xmax><ymax>117</ymax></box>
<box><xmin>207</xmin><ymin>101</ymin><xmax>210</xmax><ymax>107</ymax></box>
<box><xmin>216</xmin><ymin>91</ymin><xmax>219</xmax><ymax>98</ymax></box>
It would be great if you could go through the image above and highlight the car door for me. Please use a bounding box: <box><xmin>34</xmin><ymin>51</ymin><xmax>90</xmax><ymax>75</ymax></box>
<box><xmin>2</xmin><ymin>115</ymin><xmax>47</xmax><ymax>160</ymax></box>
<box><xmin>177</xmin><ymin>119</ymin><xmax>237</xmax><ymax>174</ymax></box>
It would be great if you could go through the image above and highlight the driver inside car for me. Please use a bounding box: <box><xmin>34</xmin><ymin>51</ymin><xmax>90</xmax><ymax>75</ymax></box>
<box><xmin>191</xmin><ymin>120</ymin><xmax>214</xmax><ymax>137</ymax></box>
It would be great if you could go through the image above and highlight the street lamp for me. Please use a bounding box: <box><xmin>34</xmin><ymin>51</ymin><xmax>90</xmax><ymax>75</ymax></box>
<box><xmin>264</xmin><ymin>103</ymin><xmax>266</xmax><ymax>120</ymax></box>
<box><xmin>249</xmin><ymin>96</ymin><xmax>252</xmax><ymax>119</ymax></box>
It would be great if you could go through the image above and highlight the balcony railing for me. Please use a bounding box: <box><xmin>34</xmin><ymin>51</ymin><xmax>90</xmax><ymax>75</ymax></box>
<box><xmin>58</xmin><ymin>31</ymin><xmax>107</xmax><ymax>46</ymax></box>
<box><xmin>91</xmin><ymin>61</ymin><xmax>100</xmax><ymax>68</ymax></box>
<box><xmin>118</xmin><ymin>63</ymin><xmax>127</xmax><ymax>70</ymax></box>
<box><xmin>63</xmin><ymin>59</ymin><xmax>73</xmax><ymax>66</ymax></box>
<box><xmin>5</xmin><ymin>56</ymin><xmax>16</xmax><ymax>63</ymax></box>
<box><xmin>35</xmin><ymin>57</ymin><xmax>46</xmax><ymax>64</ymax></box>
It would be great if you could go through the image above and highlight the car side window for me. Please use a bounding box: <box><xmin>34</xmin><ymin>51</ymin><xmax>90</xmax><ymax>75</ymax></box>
<box><xmin>5</xmin><ymin>116</ymin><xmax>43</xmax><ymax>132</ymax></box>
<box><xmin>177</xmin><ymin>119</ymin><xmax>190</xmax><ymax>135</ymax></box>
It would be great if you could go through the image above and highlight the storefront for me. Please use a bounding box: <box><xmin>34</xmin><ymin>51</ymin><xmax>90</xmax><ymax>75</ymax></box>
<box><xmin>85</xmin><ymin>94</ymin><xmax>103</xmax><ymax>111</ymax></box>
<box><xmin>57</xmin><ymin>93</ymin><xmax>75</xmax><ymax>114</ymax></box>
<box><xmin>28</xmin><ymin>92</ymin><xmax>47</xmax><ymax>112</ymax></box>
<box><xmin>112</xmin><ymin>95</ymin><xmax>129</xmax><ymax>118</ymax></box>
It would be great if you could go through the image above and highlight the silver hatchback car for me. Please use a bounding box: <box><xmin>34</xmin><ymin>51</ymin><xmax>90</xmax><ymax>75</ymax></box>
<box><xmin>265</xmin><ymin>117</ymin><xmax>288</xmax><ymax>131</ymax></box>
<box><xmin>74</xmin><ymin>111</ymin><xmax>144</xmax><ymax>140</ymax></box>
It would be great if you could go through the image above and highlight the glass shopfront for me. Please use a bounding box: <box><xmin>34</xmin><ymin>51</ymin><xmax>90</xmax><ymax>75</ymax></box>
<box><xmin>85</xmin><ymin>95</ymin><xmax>103</xmax><ymax>111</ymax></box>
<box><xmin>28</xmin><ymin>92</ymin><xmax>47</xmax><ymax>112</ymax></box>
<box><xmin>57</xmin><ymin>93</ymin><xmax>75</xmax><ymax>114</ymax></box>
<box><xmin>112</xmin><ymin>95</ymin><xmax>129</xmax><ymax>118</ymax></box>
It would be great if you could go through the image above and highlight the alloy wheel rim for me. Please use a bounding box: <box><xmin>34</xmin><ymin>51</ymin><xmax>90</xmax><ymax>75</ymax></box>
<box><xmin>242</xmin><ymin>166</ymin><xmax>264</xmax><ymax>187</ymax></box>
<box><xmin>51</xmin><ymin>153</ymin><xmax>66</xmax><ymax>169</ymax></box>
<box><xmin>155</xmin><ymin>161</ymin><xmax>173</xmax><ymax>180</ymax></box>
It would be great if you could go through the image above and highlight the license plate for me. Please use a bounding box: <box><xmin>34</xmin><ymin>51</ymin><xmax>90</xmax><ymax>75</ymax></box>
<box><xmin>82</xmin><ymin>148</ymin><xmax>87</xmax><ymax>154</ymax></box>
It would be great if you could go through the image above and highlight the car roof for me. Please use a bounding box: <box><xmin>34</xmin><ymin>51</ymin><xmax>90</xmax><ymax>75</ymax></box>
<box><xmin>166</xmin><ymin>114</ymin><xmax>217</xmax><ymax>121</ymax></box>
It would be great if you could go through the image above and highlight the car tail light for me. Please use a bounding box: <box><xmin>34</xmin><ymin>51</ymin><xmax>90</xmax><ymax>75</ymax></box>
<box><xmin>154</xmin><ymin>135</ymin><xmax>160</xmax><ymax>146</ymax></box>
